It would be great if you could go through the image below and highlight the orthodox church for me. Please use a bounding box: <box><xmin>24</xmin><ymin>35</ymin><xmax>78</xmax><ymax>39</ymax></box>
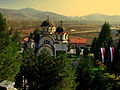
<box><xmin>34</xmin><ymin>18</ymin><xmax>69</xmax><ymax>56</ymax></box>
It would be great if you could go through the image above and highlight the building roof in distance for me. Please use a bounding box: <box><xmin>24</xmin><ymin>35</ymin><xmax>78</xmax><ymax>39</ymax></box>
<box><xmin>69</xmin><ymin>38</ymin><xmax>87</xmax><ymax>44</ymax></box>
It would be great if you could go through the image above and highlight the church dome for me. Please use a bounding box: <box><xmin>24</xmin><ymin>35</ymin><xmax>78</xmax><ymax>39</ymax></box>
<box><xmin>56</xmin><ymin>26</ymin><xmax>64</xmax><ymax>33</ymax></box>
<box><xmin>56</xmin><ymin>21</ymin><xmax>65</xmax><ymax>33</ymax></box>
<box><xmin>41</xmin><ymin>17</ymin><xmax>54</xmax><ymax>27</ymax></box>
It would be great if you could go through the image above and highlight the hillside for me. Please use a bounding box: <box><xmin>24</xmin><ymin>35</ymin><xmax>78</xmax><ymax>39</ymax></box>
<box><xmin>0</xmin><ymin>8</ymin><xmax>70</xmax><ymax>21</ymax></box>
<box><xmin>79</xmin><ymin>14</ymin><xmax>120</xmax><ymax>23</ymax></box>
<box><xmin>0</xmin><ymin>8</ymin><xmax>120</xmax><ymax>23</ymax></box>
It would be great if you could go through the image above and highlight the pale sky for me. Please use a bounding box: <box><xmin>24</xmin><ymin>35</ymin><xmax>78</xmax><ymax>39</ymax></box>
<box><xmin>0</xmin><ymin>0</ymin><xmax>120</xmax><ymax>16</ymax></box>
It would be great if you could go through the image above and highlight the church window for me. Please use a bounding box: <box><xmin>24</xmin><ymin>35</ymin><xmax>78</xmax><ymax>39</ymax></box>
<box><xmin>44</xmin><ymin>40</ymin><xmax>50</xmax><ymax>44</ymax></box>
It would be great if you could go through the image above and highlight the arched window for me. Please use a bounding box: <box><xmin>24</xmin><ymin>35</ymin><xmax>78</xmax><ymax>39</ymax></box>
<box><xmin>44</xmin><ymin>40</ymin><xmax>50</xmax><ymax>44</ymax></box>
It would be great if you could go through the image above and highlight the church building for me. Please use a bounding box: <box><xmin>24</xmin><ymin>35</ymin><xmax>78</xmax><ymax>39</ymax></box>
<box><xmin>35</xmin><ymin>18</ymin><xmax>69</xmax><ymax>56</ymax></box>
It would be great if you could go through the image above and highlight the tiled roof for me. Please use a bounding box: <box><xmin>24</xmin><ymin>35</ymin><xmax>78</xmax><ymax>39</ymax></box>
<box><xmin>69</xmin><ymin>38</ymin><xmax>87</xmax><ymax>44</ymax></box>
<box><xmin>23</xmin><ymin>37</ymin><xmax>28</xmax><ymax>41</ymax></box>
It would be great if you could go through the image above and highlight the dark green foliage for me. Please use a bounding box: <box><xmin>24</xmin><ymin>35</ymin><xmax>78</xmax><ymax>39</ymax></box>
<box><xmin>97</xmin><ymin>22</ymin><xmax>113</xmax><ymax>48</ymax></box>
<box><xmin>112</xmin><ymin>39</ymin><xmax>120</xmax><ymax>75</ymax></box>
<box><xmin>75</xmin><ymin>47</ymin><xmax>81</xmax><ymax>56</ymax></box>
<box><xmin>15</xmin><ymin>47</ymin><xmax>36</xmax><ymax>89</ymax></box>
<box><xmin>104</xmin><ymin>47</ymin><xmax>112</xmax><ymax>72</ymax></box>
<box><xmin>83</xmin><ymin>47</ymin><xmax>90</xmax><ymax>55</ymax></box>
<box><xmin>0</xmin><ymin>13</ymin><xmax>6</xmax><ymax>31</ymax></box>
<box><xmin>90</xmin><ymin>37</ymin><xmax>97</xmax><ymax>57</ymax></box>
<box><xmin>0</xmin><ymin>13</ymin><xmax>21</xmax><ymax>82</ymax></box>
<box><xmin>95</xmin><ymin>22</ymin><xmax>113</xmax><ymax>60</ymax></box>
<box><xmin>76</xmin><ymin>54</ymin><xmax>119</xmax><ymax>90</ymax></box>
<box><xmin>29</xmin><ymin>28</ymin><xmax>41</xmax><ymax>40</ymax></box>
<box><xmin>51</xmin><ymin>54</ymin><xmax>76</xmax><ymax>90</ymax></box>
<box><xmin>76</xmin><ymin>55</ymin><xmax>94</xmax><ymax>90</ymax></box>
<box><xmin>16</xmin><ymin>48</ymin><xmax>76</xmax><ymax>90</ymax></box>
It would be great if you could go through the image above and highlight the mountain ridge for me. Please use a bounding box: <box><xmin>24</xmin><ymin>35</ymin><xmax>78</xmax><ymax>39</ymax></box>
<box><xmin>0</xmin><ymin>7</ymin><xmax>120</xmax><ymax>23</ymax></box>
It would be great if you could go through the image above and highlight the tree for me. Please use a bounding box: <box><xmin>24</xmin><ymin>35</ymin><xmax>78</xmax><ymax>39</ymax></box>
<box><xmin>29</xmin><ymin>28</ymin><xmax>41</xmax><ymax>40</ymax></box>
<box><xmin>75</xmin><ymin>47</ymin><xmax>81</xmax><ymax>56</ymax></box>
<box><xmin>0</xmin><ymin>13</ymin><xmax>21</xmax><ymax>82</ymax></box>
<box><xmin>94</xmin><ymin>23</ymin><xmax>113</xmax><ymax>72</ymax></box>
<box><xmin>15</xmin><ymin>48</ymin><xmax>76</xmax><ymax>90</ymax></box>
<box><xmin>51</xmin><ymin>53</ymin><xmax>76</xmax><ymax>90</ymax></box>
<box><xmin>90</xmin><ymin>37</ymin><xmax>97</xmax><ymax>56</ymax></box>
<box><xmin>83</xmin><ymin>47</ymin><xmax>90</xmax><ymax>56</ymax></box>
<box><xmin>112</xmin><ymin>39</ymin><xmax>120</xmax><ymax>75</ymax></box>
<box><xmin>76</xmin><ymin>54</ymin><xmax>94</xmax><ymax>90</ymax></box>
<box><xmin>0</xmin><ymin>13</ymin><xmax>6</xmax><ymax>31</ymax></box>
<box><xmin>95</xmin><ymin>23</ymin><xmax>113</xmax><ymax>59</ymax></box>
<box><xmin>15</xmin><ymin>47</ymin><xmax>36</xmax><ymax>89</ymax></box>
<box><xmin>75</xmin><ymin>54</ymin><xmax>116</xmax><ymax>90</ymax></box>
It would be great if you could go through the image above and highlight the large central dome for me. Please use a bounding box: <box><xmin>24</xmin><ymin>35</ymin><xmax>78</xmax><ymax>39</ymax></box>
<box><xmin>41</xmin><ymin>17</ymin><xmax>54</xmax><ymax>27</ymax></box>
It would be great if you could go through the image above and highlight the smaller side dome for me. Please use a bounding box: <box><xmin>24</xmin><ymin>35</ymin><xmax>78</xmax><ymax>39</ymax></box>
<box><xmin>56</xmin><ymin>26</ymin><xmax>64</xmax><ymax>33</ymax></box>
<box><xmin>56</xmin><ymin>21</ymin><xmax>65</xmax><ymax>33</ymax></box>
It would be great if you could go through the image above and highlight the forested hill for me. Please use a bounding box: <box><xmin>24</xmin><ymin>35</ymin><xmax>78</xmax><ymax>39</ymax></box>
<box><xmin>1</xmin><ymin>8</ymin><xmax>120</xmax><ymax>23</ymax></box>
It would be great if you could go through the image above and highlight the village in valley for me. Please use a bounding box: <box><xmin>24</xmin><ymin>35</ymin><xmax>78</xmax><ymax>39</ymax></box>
<box><xmin>0</xmin><ymin>0</ymin><xmax>120</xmax><ymax>90</ymax></box>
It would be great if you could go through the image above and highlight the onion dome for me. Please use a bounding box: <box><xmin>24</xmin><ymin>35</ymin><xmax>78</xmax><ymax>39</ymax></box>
<box><xmin>41</xmin><ymin>16</ymin><xmax>54</xmax><ymax>27</ymax></box>
<box><xmin>56</xmin><ymin>21</ymin><xmax>65</xmax><ymax>33</ymax></box>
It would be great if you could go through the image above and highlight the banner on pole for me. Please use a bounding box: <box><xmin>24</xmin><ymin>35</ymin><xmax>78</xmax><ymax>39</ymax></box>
<box><xmin>101</xmin><ymin>48</ymin><xmax>106</xmax><ymax>63</ymax></box>
<box><xmin>110</xmin><ymin>47</ymin><xmax>115</xmax><ymax>62</ymax></box>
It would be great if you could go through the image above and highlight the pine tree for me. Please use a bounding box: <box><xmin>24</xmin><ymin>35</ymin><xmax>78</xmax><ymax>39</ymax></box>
<box><xmin>90</xmin><ymin>37</ymin><xmax>97</xmax><ymax>54</ymax></box>
<box><xmin>0</xmin><ymin>13</ymin><xmax>21</xmax><ymax>82</ymax></box>
<box><xmin>51</xmin><ymin>53</ymin><xmax>76</xmax><ymax>90</ymax></box>
<box><xmin>76</xmin><ymin>55</ymin><xmax>94</xmax><ymax>90</ymax></box>
<box><xmin>95</xmin><ymin>23</ymin><xmax>113</xmax><ymax>61</ymax></box>
<box><xmin>0</xmin><ymin>13</ymin><xmax>6</xmax><ymax>31</ymax></box>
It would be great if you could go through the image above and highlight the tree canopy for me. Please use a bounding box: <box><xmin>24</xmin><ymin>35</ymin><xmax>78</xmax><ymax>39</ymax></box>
<box><xmin>0</xmin><ymin>13</ymin><xmax>21</xmax><ymax>82</ymax></box>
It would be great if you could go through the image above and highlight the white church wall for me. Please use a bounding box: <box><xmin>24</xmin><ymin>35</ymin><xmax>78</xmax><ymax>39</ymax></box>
<box><xmin>39</xmin><ymin>36</ymin><xmax>54</xmax><ymax>46</ymax></box>
<box><xmin>54</xmin><ymin>41</ymin><xmax>68</xmax><ymax>51</ymax></box>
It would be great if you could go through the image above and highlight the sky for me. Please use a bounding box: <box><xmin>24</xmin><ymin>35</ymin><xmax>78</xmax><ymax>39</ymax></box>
<box><xmin>0</xmin><ymin>0</ymin><xmax>120</xmax><ymax>16</ymax></box>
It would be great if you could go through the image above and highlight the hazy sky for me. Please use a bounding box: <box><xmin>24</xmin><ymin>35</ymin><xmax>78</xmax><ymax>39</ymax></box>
<box><xmin>0</xmin><ymin>0</ymin><xmax>120</xmax><ymax>16</ymax></box>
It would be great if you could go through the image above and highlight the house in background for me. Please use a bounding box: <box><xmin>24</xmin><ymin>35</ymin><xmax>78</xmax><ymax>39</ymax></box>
<box><xmin>69</xmin><ymin>38</ymin><xmax>88</xmax><ymax>48</ymax></box>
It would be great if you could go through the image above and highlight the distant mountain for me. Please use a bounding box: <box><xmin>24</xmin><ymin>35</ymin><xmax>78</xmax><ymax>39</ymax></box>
<box><xmin>18</xmin><ymin>8</ymin><xmax>43</xmax><ymax>13</ymax></box>
<box><xmin>79</xmin><ymin>14</ymin><xmax>120</xmax><ymax>23</ymax></box>
<box><xmin>0</xmin><ymin>8</ymin><xmax>120</xmax><ymax>24</ymax></box>
<box><xmin>0</xmin><ymin>8</ymin><xmax>69</xmax><ymax>21</ymax></box>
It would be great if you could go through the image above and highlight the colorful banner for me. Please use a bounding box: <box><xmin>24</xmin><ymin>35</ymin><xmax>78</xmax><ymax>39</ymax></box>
<box><xmin>110</xmin><ymin>47</ymin><xmax>115</xmax><ymax>62</ymax></box>
<box><xmin>101</xmin><ymin>48</ymin><xmax>106</xmax><ymax>63</ymax></box>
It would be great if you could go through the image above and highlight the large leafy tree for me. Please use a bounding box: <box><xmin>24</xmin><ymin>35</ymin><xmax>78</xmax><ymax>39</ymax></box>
<box><xmin>0</xmin><ymin>13</ymin><xmax>21</xmax><ymax>82</ymax></box>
